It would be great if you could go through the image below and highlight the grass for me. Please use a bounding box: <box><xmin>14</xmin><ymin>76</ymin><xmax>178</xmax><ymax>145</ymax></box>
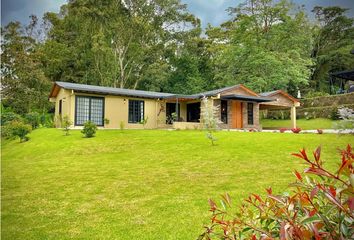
<box><xmin>2</xmin><ymin>129</ymin><xmax>353</xmax><ymax>239</ymax></box>
<box><xmin>261</xmin><ymin>118</ymin><xmax>339</xmax><ymax>130</ymax></box>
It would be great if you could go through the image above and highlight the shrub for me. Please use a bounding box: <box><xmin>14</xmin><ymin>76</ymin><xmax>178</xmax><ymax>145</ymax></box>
<box><xmin>61</xmin><ymin>115</ymin><xmax>72</xmax><ymax>136</ymax></box>
<box><xmin>291</xmin><ymin>127</ymin><xmax>301</xmax><ymax>133</ymax></box>
<box><xmin>140</xmin><ymin>116</ymin><xmax>149</xmax><ymax>129</ymax></box>
<box><xmin>317</xmin><ymin>129</ymin><xmax>323</xmax><ymax>134</ymax></box>
<box><xmin>120</xmin><ymin>121</ymin><xmax>125</xmax><ymax>131</ymax></box>
<box><xmin>104</xmin><ymin>118</ymin><xmax>110</xmax><ymax>126</ymax></box>
<box><xmin>9</xmin><ymin>121</ymin><xmax>32</xmax><ymax>142</ymax></box>
<box><xmin>81</xmin><ymin>121</ymin><xmax>97</xmax><ymax>138</ymax></box>
<box><xmin>201</xmin><ymin>97</ymin><xmax>221</xmax><ymax>146</ymax></box>
<box><xmin>198</xmin><ymin>145</ymin><xmax>354</xmax><ymax>240</ymax></box>
<box><xmin>24</xmin><ymin>112</ymin><xmax>41</xmax><ymax>129</ymax></box>
<box><xmin>335</xmin><ymin>107</ymin><xmax>354</xmax><ymax>130</ymax></box>
<box><xmin>1</xmin><ymin>112</ymin><xmax>22</xmax><ymax>125</ymax></box>
<box><xmin>279</xmin><ymin>128</ymin><xmax>287</xmax><ymax>133</ymax></box>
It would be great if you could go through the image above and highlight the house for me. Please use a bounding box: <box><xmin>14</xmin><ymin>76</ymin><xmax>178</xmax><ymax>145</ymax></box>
<box><xmin>49</xmin><ymin>82</ymin><xmax>300</xmax><ymax>130</ymax></box>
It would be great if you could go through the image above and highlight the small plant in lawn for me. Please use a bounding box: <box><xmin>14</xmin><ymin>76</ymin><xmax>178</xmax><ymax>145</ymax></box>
<box><xmin>200</xmin><ymin>96</ymin><xmax>221</xmax><ymax>146</ymax></box>
<box><xmin>104</xmin><ymin>118</ymin><xmax>110</xmax><ymax>126</ymax></box>
<box><xmin>198</xmin><ymin>145</ymin><xmax>354</xmax><ymax>240</ymax></box>
<box><xmin>120</xmin><ymin>121</ymin><xmax>125</xmax><ymax>131</ymax></box>
<box><xmin>317</xmin><ymin>129</ymin><xmax>323</xmax><ymax>134</ymax></box>
<box><xmin>9</xmin><ymin>121</ymin><xmax>32</xmax><ymax>142</ymax></box>
<box><xmin>140</xmin><ymin>116</ymin><xmax>148</xmax><ymax>129</ymax></box>
<box><xmin>81</xmin><ymin>121</ymin><xmax>97</xmax><ymax>138</ymax></box>
<box><xmin>61</xmin><ymin>115</ymin><xmax>72</xmax><ymax>136</ymax></box>
<box><xmin>291</xmin><ymin>127</ymin><xmax>301</xmax><ymax>133</ymax></box>
<box><xmin>279</xmin><ymin>128</ymin><xmax>287</xmax><ymax>133</ymax></box>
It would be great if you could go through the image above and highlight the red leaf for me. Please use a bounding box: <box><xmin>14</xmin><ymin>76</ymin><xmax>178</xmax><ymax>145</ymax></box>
<box><xmin>309</xmin><ymin>209</ymin><xmax>317</xmax><ymax>217</ymax></box>
<box><xmin>313</xmin><ymin>146</ymin><xmax>321</xmax><ymax>164</ymax></box>
<box><xmin>266</xmin><ymin>187</ymin><xmax>272</xmax><ymax>195</ymax></box>
<box><xmin>252</xmin><ymin>234</ymin><xmax>257</xmax><ymax>240</ymax></box>
<box><xmin>329</xmin><ymin>186</ymin><xmax>336</xmax><ymax>198</ymax></box>
<box><xmin>252</xmin><ymin>194</ymin><xmax>263</xmax><ymax>203</ymax></box>
<box><xmin>304</xmin><ymin>167</ymin><xmax>331</xmax><ymax>177</ymax></box>
<box><xmin>294</xmin><ymin>170</ymin><xmax>303</xmax><ymax>181</ymax></box>
<box><xmin>280</xmin><ymin>221</ymin><xmax>286</xmax><ymax>240</ymax></box>
<box><xmin>208</xmin><ymin>199</ymin><xmax>217</xmax><ymax>211</ymax></box>
<box><xmin>324</xmin><ymin>191</ymin><xmax>345</xmax><ymax>211</ymax></box>
<box><xmin>310</xmin><ymin>186</ymin><xmax>319</xmax><ymax>200</ymax></box>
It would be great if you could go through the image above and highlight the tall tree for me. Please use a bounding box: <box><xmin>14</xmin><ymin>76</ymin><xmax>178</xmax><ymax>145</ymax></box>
<box><xmin>42</xmin><ymin>0</ymin><xmax>200</xmax><ymax>90</ymax></box>
<box><xmin>1</xmin><ymin>20</ymin><xmax>51</xmax><ymax>114</ymax></box>
<box><xmin>207</xmin><ymin>0</ymin><xmax>313</xmax><ymax>94</ymax></box>
<box><xmin>310</xmin><ymin>6</ymin><xmax>354</xmax><ymax>92</ymax></box>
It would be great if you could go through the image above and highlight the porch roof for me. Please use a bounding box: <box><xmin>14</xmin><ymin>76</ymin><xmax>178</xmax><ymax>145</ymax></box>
<box><xmin>220</xmin><ymin>94</ymin><xmax>274</xmax><ymax>102</ymax></box>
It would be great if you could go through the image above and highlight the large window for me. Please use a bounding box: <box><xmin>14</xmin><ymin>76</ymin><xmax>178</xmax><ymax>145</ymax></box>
<box><xmin>221</xmin><ymin>100</ymin><xmax>228</xmax><ymax>124</ymax></box>
<box><xmin>75</xmin><ymin>96</ymin><xmax>104</xmax><ymax>126</ymax></box>
<box><xmin>247</xmin><ymin>102</ymin><xmax>254</xmax><ymax>125</ymax></box>
<box><xmin>128</xmin><ymin>100</ymin><xmax>144</xmax><ymax>123</ymax></box>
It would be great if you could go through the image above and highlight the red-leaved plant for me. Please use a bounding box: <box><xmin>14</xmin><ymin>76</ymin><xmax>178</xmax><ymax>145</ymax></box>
<box><xmin>291</xmin><ymin>127</ymin><xmax>302</xmax><ymax>133</ymax></box>
<box><xmin>198</xmin><ymin>145</ymin><xmax>353</xmax><ymax>240</ymax></box>
<box><xmin>317</xmin><ymin>129</ymin><xmax>323</xmax><ymax>134</ymax></box>
<box><xmin>279</xmin><ymin>128</ymin><xmax>287</xmax><ymax>133</ymax></box>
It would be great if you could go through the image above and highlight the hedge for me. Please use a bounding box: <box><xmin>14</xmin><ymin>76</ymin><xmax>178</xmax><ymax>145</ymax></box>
<box><xmin>264</xmin><ymin>104</ymin><xmax>354</xmax><ymax>120</ymax></box>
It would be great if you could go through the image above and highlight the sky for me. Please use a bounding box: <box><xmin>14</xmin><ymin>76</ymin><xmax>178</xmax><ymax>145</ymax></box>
<box><xmin>1</xmin><ymin>0</ymin><xmax>354</xmax><ymax>29</ymax></box>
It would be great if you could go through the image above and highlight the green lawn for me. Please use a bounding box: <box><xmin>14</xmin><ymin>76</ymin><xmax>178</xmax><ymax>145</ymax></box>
<box><xmin>261</xmin><ymin>118</ymin><xmax>339</xmax><ymax>130</ymax></box>
<box><xmin>2</xmin><ymin>129</ymin><xmax>353</xmax><ymax>239</ymax></box>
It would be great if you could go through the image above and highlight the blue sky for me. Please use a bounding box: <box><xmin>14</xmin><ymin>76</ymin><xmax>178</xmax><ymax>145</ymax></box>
<box><xmin>1</xmin><ymin>0</ymin><xmax>354</xmax><ymax>28</ymax></box>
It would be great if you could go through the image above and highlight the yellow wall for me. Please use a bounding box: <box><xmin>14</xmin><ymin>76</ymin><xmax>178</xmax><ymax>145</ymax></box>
<box><xmin>53</xmin><ymin>90</ymin><xmax>168</xmax><ymax>129</ymax></box>
<box><xmin>104</xmin><ymin>95</ymin><xmax>159</xmax><ymax>129</ymax></box>
<box><xmin>54</xmin><ymin>88</ymin><xmax>73</xmax><ymax>127</ymax></box>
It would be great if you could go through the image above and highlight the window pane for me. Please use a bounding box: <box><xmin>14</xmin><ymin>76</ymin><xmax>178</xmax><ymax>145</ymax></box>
<box><xmin>90</xmin><ymin>98</ymin><xmax>104</xmax><ymax>126</ymax></box>
<box><xmin>76</xmin><ymin>96</ymin><xmax>90</xmax><ymax>125</ymax></box>
<box><xmin>247</xmin><ymin>103</ymin><xmax>254</xmax><ymax>125</ymax></box>
<box><xmin>128</xmin><ymin>100</ymin><xmax>144</xmax><ymax>123</ymax></box>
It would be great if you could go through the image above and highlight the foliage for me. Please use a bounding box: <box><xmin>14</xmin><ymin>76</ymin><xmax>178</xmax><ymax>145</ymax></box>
<box><xmin>61</xmin><ymin>115</ymin><xmax>72</xmax><ymax>136</ymax></box>
<box><xmin>261</xmin><ymin>118</ymin><xmax>339</xmax><ymax>130</ymax></box>
<box><xmin>310</xmin><ymin>6</ymin><xmax>354</xmax><ymax>92</ymax></box>
<box><xmin>279</xmin><ymin>128</ymin><xmax>287</xmax><ymax>133</ymax></box>
<box><xmin>200</xmin><ymin>97</ymin><xmax>220</xmax><ymax>145</ymax></box>
<box><xmin>335</xmin><ymin>107</ymin><xmax>354</xmax><ymax>130</ymax></box>
<box><xmin>291</xmin><ymin>127</ymin><xmax>302</xmax><ymax>133</ymax></box>
<box><xmin>24</xmin><ymin>112</ymin><xmax>41</xmax><ymax>129</ymax></box>
<box><xmin>304</xmin><ymin>90</ymin><xmax>330</xmax><ymax>98</ymax></box>
<box><xmin>199</xmin><ymin>145</ymin><xmax>354</xmax><ymax>239</ymax></box>
<box><xmin>317</xmin><ymin>129</ymin><xmax>323</xmax><ymax>134</ymax></box>
<box><xmin>119</xmin><ymin>121</ymin><xmax>125</xmax><ymax>131</ymax></box>
<box><xmin>81</xmin><ymin>121</ymin><xmax>97</xmax><ymax>138</ymax></box>
<box><xmin>140</xmin><ymin>117</ymin><xmax>149</xmax><ymax>129</ymax></box>
<box><xmin>207</xmin><ymin>0</ymin><xmax>313</xmax><ymax>94</ymax></box>
<box><xmin>7</xmin><ymin>121</ymin><xmax>32</xmax><ymax>142</ymax></box>
<box><xmin>104</xmin><ymin>118</ymin><xmax>110</xmax><ymax>126</ymax></box>
<box><xmin>1</xmin><ymin>112</ymin><xmax>22</xmax><ymax>125</ymax></box>
<box><xmin>1</xmin><ymin>20</ymin><xmax>52</xmax><ymax>114</ymax></box>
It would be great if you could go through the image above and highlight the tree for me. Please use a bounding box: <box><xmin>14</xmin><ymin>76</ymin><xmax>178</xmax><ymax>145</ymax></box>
<box><xmin>42</xmin><ymin>0</ymin><xmax>201</xmax><ymax>90</ymax></box>
<box><xmin>207</xmin><ymin>0</ymin><xmax>313</xmax><ymax>94</ymax></box>
<box><xmin>1</xmin><ymin>20</ymin><xmax>52</xmax><ymax>114</ymax></box>
<box><xmin>310</xmin><ymin>6</ymin><xmax>354</xmax><ymax>93</ymax></box>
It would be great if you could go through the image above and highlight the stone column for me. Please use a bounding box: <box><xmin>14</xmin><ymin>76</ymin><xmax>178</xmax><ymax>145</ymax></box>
<box><xmin>290</xmin><ymin>105</ymin><xmax>297</xmax><ymax>129</ymax></box>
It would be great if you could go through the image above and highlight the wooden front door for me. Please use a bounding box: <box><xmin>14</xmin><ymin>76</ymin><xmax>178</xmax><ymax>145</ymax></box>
<box><xmin>231</xmin><ymin>101</ymin><xmax>243</xmax><ymax>128</ymax></box>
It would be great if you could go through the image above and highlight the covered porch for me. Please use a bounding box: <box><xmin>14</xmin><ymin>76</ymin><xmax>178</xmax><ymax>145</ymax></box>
<box><xmin>259</xmin><ymin>90</ymin><xmax>300</xmax><ymax>129</ymax></box>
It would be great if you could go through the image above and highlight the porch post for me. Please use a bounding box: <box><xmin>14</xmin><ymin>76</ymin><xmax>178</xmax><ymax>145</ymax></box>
<box><xmin>290</xmin><ymin>105</ymin><xmax>296</xmax><ymax>129</ymax></box>
<box><xmin>176</xmin><ymin>97</ymin><xmax>179</xmax><ymax>122</ymax></box>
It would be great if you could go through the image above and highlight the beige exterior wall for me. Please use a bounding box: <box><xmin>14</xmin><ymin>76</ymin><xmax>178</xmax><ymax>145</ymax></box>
<box><xmin>104</xmin><ymin>95</ymin><xmax>159</xmax><ymax>129</ymax></box>
<box><xmin>53</xmin><ymin>88</ymin><xmax>74</xmax><ymax>127</ymax></box>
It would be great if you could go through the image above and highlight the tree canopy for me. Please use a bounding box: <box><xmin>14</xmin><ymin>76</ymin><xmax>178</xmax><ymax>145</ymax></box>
<box><xmin>1</xmin><ymin>0</ymin><xmax>353</xmax><ymax>114</ymax></box>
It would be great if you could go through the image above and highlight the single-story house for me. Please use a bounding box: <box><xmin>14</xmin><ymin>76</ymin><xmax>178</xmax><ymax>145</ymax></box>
<box><xmin>49</xmin><ymin>81</ymin><xmax>300</xmax><ymax>130</ymax></box>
